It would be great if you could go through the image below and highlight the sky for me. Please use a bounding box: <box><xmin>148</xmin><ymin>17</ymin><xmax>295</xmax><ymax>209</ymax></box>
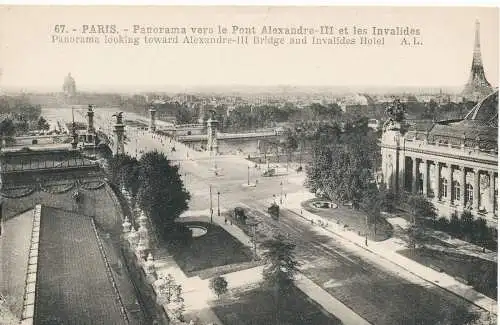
<box><xmin>0</xmin><ymin>6</ymin><xmax>498</xmax><ymax>91</ymax></box>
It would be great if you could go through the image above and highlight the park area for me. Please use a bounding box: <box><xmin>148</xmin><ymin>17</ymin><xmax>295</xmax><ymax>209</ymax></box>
<box><xmin>211</xmin><ymin>284</ymin><xmax>342</xmax><ymax>325</ymax></box>
<box><xmin>301</xmin><ymin>198</ymin><xmax>394</xmax><ymax>241</ymax></box>
<box><xmin>398</xmin><ymin>247</ymin><xmax>498</xmax><ymax>300</ymax></box>
<box><xmin>169</xmin><ymin>221</ymin><xmax>254</xmax><ymax>277</ymax></box>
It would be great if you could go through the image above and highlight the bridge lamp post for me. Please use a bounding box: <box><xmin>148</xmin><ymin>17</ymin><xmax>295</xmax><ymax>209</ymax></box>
<box><xmin>209</xmin><ymin>184</ymin><xmax>213</xmax><ymax>224</ymax></box>
<box><xmin>217</xmin><ymin>191</ymin><xmax>220</xmax><ymax>216</ymax></box>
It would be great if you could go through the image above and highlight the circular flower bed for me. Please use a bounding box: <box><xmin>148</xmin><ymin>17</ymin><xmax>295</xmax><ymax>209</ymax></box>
<box><xmin>188</xmin><ymin>225</ymin><xmax>208</xmax><ymax>238</ymax></box>
<box><xmin>311</xmin><ymin>201</ymin><xmax>338</xmax><ymax>209</ymax></box>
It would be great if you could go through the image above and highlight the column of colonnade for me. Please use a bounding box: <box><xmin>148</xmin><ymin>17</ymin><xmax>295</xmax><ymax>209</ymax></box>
<box><xmin>406</xmin><ymin>154</ymin><xmax>497</xmax><ymax>218</ymax></box>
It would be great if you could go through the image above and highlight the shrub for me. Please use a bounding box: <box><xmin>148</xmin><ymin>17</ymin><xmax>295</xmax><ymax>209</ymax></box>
<box><xmin>434</xmin><ymin>216</ymin><xmax>449</xmax><ymax>231</ymax></box>
<box><xmin>209</xmin><ymin>276</ymin><xmax>228</xmax><ymax>299</ymax></box>
<box><xmin>460</xmin><ymin>210</ymin><xmax>475</xmax><ymax>241</ymax></box>
<box><xmin>380</xmin><ymin>188</ymin><xmax>397</xmax><ymax>213</ymax></box>
<box><xmin>449</xmin><ymin>211</ymin><xmax>461</xmax><ymax>236</ymax></box>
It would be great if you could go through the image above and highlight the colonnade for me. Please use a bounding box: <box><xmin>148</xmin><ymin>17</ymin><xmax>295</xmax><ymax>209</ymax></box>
<box><xmin>405</xmin><ymin>156</ymin><xmax>497</xmax><ymax>217</ymax></box>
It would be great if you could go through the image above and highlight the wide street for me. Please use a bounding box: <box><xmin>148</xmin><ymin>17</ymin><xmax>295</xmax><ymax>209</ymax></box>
<box><xmin>43</xmin><ymin>107</ymin><xmax>490</xmax><ymax>325</ymax></box>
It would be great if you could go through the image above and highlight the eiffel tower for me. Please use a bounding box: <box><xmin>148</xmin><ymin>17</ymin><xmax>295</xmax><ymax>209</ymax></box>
<box><xmin>462</xmin><ymin>20</ymin><xmax>493</xmax><ymax>102</ymax></box>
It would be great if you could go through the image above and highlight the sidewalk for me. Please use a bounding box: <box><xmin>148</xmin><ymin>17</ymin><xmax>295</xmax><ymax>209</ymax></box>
<box><xmin>284</xmin><ymin>191</ymin><xmax>498</xmax><ymax>316</ymax></box>
<box><xmin>152</xmin><ymin>246</ymin><xmax>224</xmax><ymax>325</ymax></box>
<box><xmin>295</xmin><ymin>274</ymin><xmax>371</xmax><ymax>325</ymax></box>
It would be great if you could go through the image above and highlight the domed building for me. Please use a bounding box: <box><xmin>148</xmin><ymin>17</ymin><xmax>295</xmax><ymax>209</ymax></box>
<box><xmin>62</xmin><ymin>72</ymin><xmax>76</xmax><ymax>97</ymax></box>
<box><xmin>381</xmin><ymin>89</ymin><xmax>498</xmax><ymax>226</ymax></box>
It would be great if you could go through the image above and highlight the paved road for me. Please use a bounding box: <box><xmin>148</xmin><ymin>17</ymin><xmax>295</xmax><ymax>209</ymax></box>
<box><xmin>241</xmin><ymin>199</ymin><xmax>488</xmax><ymax>325</ymax></box>
<box><xmin>43</xmin><ymin>107</ymin><xmax>491</xmax><ymax>325</ymax></box>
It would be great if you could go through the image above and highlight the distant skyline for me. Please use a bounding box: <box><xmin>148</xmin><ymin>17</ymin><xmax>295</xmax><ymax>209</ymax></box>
<box><xmin>0</xmin><ymin>6</ymin><xmax>498</xmax><ymax>91</ymax></box>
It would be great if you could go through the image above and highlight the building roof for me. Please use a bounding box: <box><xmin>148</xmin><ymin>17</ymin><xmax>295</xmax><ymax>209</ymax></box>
<box><xmin>405</xmin><ymin>89</ymin><xmax>498</xmax><ymax>151</ymax></box>
<box><xmin>0</xmin><ymin>208</ymin><xmax>35</xmax><ymax>319</ymax></box>
<box><xmin>35</xmin><ymin>206</ymin><xmax>127</xmax><ymax>325</ymax></box>
<box><xmin>0</xmin><ymin>206</ymin><xmax>129</xmax><ymax>325</ymax></box>
<box><xmin>463</xmin><ymin>89</ymin><xmax>498</xmax><ymax>127</ymax></box>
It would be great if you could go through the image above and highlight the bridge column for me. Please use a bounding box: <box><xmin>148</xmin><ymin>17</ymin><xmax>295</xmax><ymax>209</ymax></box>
<box><xmin>87</xmin><ymin>105</ymin><xmax>95</xmax><ymax>133</ymax></box>
<box><xmin>149</xmin><ymin>106</ymin><xmax>156</xmax><ymax>132</ymax></box>
<box><xmin>113</xmin><ymin>112</ymin><xmax>125</xmax><ymax>155</ymax></box>
<box><xmin>207</xmin><ymin>117</ymin><xmax>219</xmax><ymax>154</ymax></box>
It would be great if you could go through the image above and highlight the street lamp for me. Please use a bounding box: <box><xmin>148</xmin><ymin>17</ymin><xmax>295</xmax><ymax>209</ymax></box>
<box><xmin>217</xmin><ymin>191</ymin><xmax>220</xmax><ymax>216</ymax></box>
<box><xmin>280</xmin><ymin>181</ymin><xmax>283</xmax><ymax>204</ymax></box>
<box><xmin>209</xmin><ymin>184</ymin><xmax>213</xmax><ymax>224</ymax></box>
<box><xmin>249</xmin><ymin>220</ymin><xmax>261</xmax><ymax>260</ymax></box>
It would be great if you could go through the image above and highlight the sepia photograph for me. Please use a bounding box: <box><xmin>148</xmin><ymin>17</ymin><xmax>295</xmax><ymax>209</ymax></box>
<box><xmin>0</xmin><ymin>5</ymin><xmax>498</xmax><ymax>325</ymax></box>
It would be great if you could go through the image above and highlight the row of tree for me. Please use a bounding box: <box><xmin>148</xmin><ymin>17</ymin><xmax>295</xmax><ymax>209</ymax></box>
<box><xmin>0</xmin><ymin>96</ymin><xmax>48</xmax><ymax>143</ymax></box>
<box><xmin>109</xmin><ymin>151</ymin><xmax>191</xmax><ymax>240</ymax></box>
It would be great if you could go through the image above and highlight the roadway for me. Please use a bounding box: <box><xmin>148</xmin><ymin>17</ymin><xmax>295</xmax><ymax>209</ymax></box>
<box><xmin>42</xmin><ymin>107</ymin><xmax>489</xmax><ymax>325</ymax></box>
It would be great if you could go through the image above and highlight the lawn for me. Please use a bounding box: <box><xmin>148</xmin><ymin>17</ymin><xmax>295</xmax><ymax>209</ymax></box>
<box><xmin>398</xmin><ymin>247</ymin><xmax>498</xmax><ymax>300</ymax></box>
<box><xmin>211</xmin><ymin>285</ymin><xmax>342</xmax><ymax>325</ymax></box>
<box><xmin>170</xmin><ymin>221</ymin><xmax>253</xmax><ymax>277</ymax></box>
<box><xmin>301</xmin><ymin>198</ymin><xmax>393</xmax><ymax>241</ymax></box>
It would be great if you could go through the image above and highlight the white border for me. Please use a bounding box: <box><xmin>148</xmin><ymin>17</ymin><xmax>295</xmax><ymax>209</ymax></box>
<box><xmin>0</xmin><ymin>0</ymin><xmax>499</xmax><ymax>6</ymax></box>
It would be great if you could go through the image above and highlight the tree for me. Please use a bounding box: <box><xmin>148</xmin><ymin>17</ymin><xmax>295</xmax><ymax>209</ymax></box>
<box><xmin>261</xmin><ymin>233</ymin><xmax>301</xmax><ymax>324</ymax></box>
<box><xmin>406</xmin><ymin>223</ymin><xmax>426</xmax><ymax>249</ymax></box>
<box><xmin>281</xmin><ymin>131</ymin><xmax>298</xmax><ymax>170</ymax></box>
<box><xmin>473</xmin><ymin>217</ymin><xmax>490</xmax><ymax>253</ymax></box>
<box><xmin>406</xmin><ymin>194</ymin><xmax>437</xmax><ymax>224</ymax></box>
<box><xmin>421</xmin><ymin>99</ymin><xmax>438</xmax><ymax>120</ymax></box>
<box><xmin>378</xmin><ymin>185</ymin><xmax>398</xmax><ymax>213</ymax></box>
<box><xmin>405</xmin><ymin>194</ymin><xmax>436</xmax><ymax>248</ymax></box>
<box><xmin>108</xmin><ymin>154</ymin><xmax>140</xmax><ymax>195</ymax></box>
<box><xmin>385</xmin><ymin>99</ymin><xmax>406</xmax><ymax>122</ymax></box>
<box><xmin>305</xmin><ymin>117</ymin><xmax>380</xmax><ymax>207</ymax></box>
<box><xmin>37</xmin><ymin>116</ymin><xmax>50</xmax><ymax>130</ymax></box>
<box><xmin>449</xmin><ymin>211</ymin><xmax>461</xmax><ymax>236</ymax></box>
<box><xmin>209</xmin><ymin>276</ymin><xmax>228</xmax><ymax>299</ymax></box>
<box><xmin>360</xmin><ymin>185</ymin><xmax>381</xmax><ymax>239</ymax></box>
<box><xmin>137</xmin><ymin>151</ymin><xmax>191</xmax><ymax>237</ymax></box>
<box><xmin>460</xmin><ymin>210</ymin><xmax>474</xmax><ymax>241</ymax></box>
<box><xmin>0</xmin><ymin>118</ymin><xmax>15</xmax><ymax>145</ymax></box>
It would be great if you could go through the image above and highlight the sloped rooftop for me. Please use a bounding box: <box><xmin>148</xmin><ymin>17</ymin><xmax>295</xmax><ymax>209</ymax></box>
<box><xmin>35</xmin><ymin>206</ymin><xmax>127</xmax><ymax>325</ymax></box>
<box><xmin>404</xmin><ymin>90</ymin><xmax>498</xmax><ymax>150</ymax></box>
<box><xmin>463</xmin><ymin>89</ymin><xmax>498</xmax><ymax>126</ymax></box>
<box><xmin>0</xmin><ymin>208</ymin><xmax>35</xmax><ymax>319</ymax></box>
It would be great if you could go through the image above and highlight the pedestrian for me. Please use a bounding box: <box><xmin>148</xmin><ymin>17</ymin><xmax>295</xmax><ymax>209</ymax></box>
<box><xmin>230</xmin><ymin>220</ymin><xmax>232</xmax><ymax>225</ymax></box>
<box><xmin>224</xmin><ymin>218</ymin><xmax>227</xmax><ymax>224</ymax></box>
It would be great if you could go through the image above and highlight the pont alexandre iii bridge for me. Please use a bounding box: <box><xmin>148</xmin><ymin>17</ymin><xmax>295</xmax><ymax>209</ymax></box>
<box><xmin>174</xmin><ymin>130</ymin><xmax>282</xmax><ymax>154</ymax></box>
<box><xmin>145</xmin><ymin>107</ymin><xmax>284</xmax><ymax>155</ymax></box>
